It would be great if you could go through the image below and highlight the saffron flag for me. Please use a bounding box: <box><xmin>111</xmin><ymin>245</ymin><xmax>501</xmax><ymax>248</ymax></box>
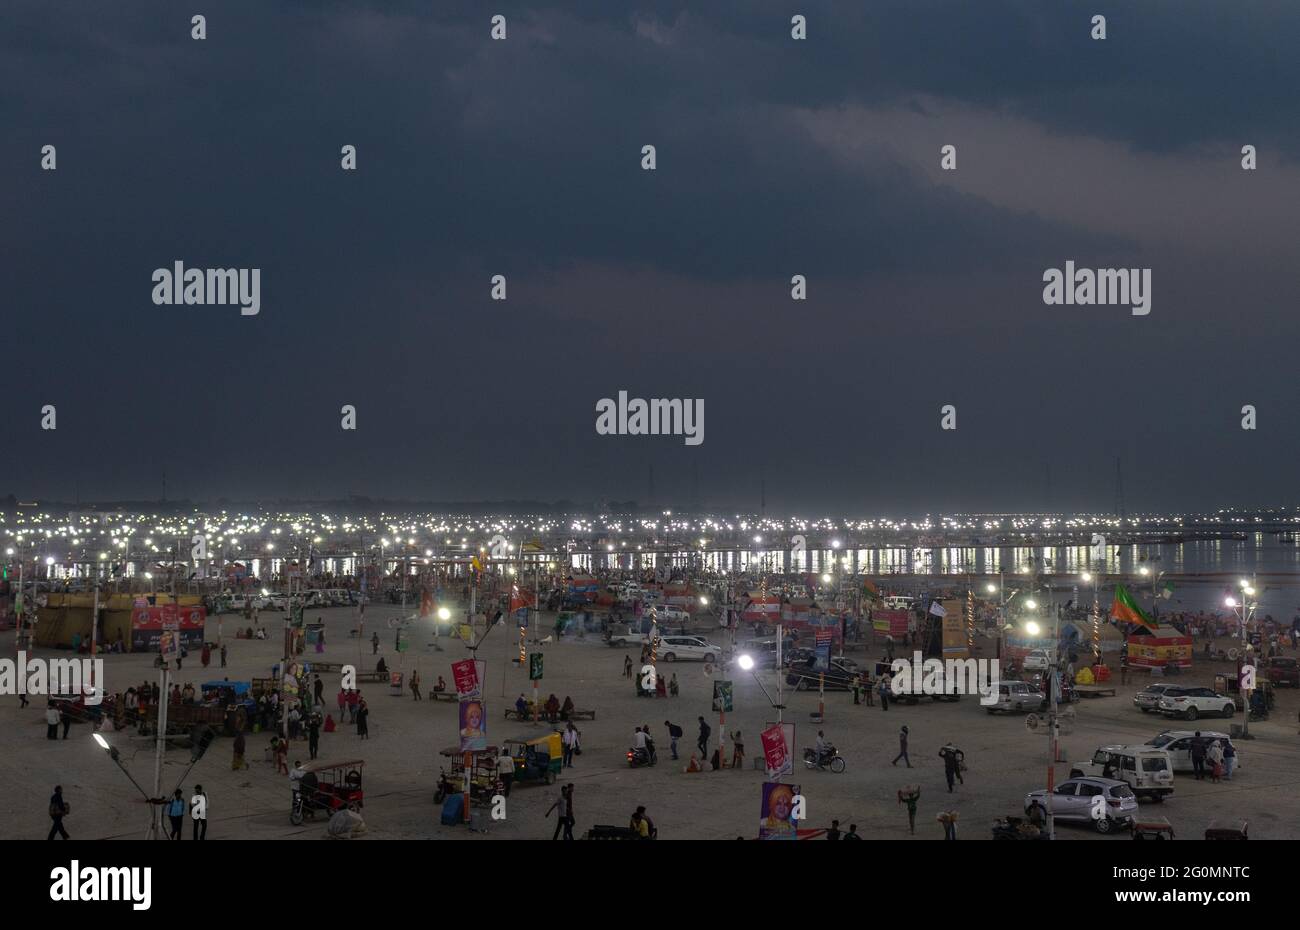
<box><xmin>1111</xmin><ymin>585</ymin><xmax>1157</xmax><ymax>631</ymax></box>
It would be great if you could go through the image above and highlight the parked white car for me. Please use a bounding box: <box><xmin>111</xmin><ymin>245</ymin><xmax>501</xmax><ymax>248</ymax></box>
<box><xmin>649</xmin><ymin>605</ymin><xmax>690</xmax><ymax>624</ymax></box>
<box><xmin>1023</xmin><ymin>649</ymin><xmax>1054</xmax><ymax>672</ymax></box>
<box><xmin>1145</xmin><ymin>731</ymin><xmax>1241</xmax><ymax>774</ymax></box>
<box><xmin>658</xmin><ymin>635</ymin><xmax>722</xmax><ymax>663</ymax></box>
<box><xmin>1156</xmin><ymin>686</ymin><xmax>1235</xmax><ymax>720</ymax></box>
<box><xmin>986</xmin><ymin>680</ymin><xmax>1041</xmax><ymax>714</ymax></box>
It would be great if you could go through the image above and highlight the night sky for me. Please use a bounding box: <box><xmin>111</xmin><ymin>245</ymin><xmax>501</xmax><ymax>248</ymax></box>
<box><xmin>4</xmin><ymin>1</ymin><xmax>1299</xmax><ymax>513</ymax></box>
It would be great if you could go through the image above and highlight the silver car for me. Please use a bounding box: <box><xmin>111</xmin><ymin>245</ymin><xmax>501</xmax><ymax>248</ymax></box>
<box><xmin>1024</xmin><ymin>777</ymin><xmax>1138</xmax><ymax>834</ymax></box>
<box><xmin>1133</xmin><ymin>683</ymin><xmax>1178</xmax><ymax>713</ymax></box>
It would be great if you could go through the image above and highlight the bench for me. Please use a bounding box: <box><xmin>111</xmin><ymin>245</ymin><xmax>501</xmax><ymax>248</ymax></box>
<box><xmin>429</xmin><ymin>691</ymin><xmax>457</xmax><ymax>702</ymax></box>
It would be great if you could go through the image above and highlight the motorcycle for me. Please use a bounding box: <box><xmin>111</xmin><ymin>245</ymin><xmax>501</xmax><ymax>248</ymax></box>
<box><xmin>803</xmin><ymin>746</ymin><xmax>846</xmax><ymax>773</ymax></box>
<box><xmin>627</xmin><ymin>745</ymin><xmax>657</xmax><ymax>767</ymax></box>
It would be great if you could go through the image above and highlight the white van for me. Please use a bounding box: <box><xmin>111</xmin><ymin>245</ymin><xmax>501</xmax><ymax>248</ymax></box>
<box><xmin>1070</xmin><ymin>745</ymin><xmax>1175</xmax><ymax>801</ymax></box>
<box><xmin>883</xmin><ymin>596</ymin><xmax>913</xmax><ymax>611</ymax></box>
<box><xmin>987</xmin><ymin>681</ymin><xmax>1040</xmax><ymax>714</ymax></box>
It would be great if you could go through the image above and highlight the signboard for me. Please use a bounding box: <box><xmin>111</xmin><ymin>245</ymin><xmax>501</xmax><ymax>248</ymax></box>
<box><xmin>758</xmin><ymin>782</ymin><xmax>801</xmax><ymax>840</ymax></box>
<box><xmin>451</xmin><ymin>659</ymin><xmax>482</xmax><ymax>699</ymax></box>
<box><xmin>528</xmin><ymin>653</ymin><xmax>544</xmax><ymax>681</ymax></box>
<box><xmin>459</xmin><ymin>699</ymin><xmax>487</xmax><ymax>751</ymax></box>
<box><xmin>712</xmin><ymin>679</ymin><xmax>733</xmax><ymax>713</ymax></box>
<box><xmin>760</xmin><ymin>723</ymin><xmax>789</xmax><ymax>777</ymax></box>
<box><xmin>158</xmin><ymin>628</ymin><xmax>180</xmax><ymax>663</ymax></box>
<box><xmin>131</xmin><ymin>606</ymin><xmax>205</xmax><ymax>651</ymax></box>
<box><xmin>941</xmin><ymin>599</ymin><xmax>968</xmax><ymax>659</ymax></box>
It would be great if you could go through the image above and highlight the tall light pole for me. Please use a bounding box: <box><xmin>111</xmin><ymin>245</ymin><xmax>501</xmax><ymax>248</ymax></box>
<box><xmin>1226</xmin><ymin>578</ymin><xmax>1258</xmax><ymax>739</ymax></box>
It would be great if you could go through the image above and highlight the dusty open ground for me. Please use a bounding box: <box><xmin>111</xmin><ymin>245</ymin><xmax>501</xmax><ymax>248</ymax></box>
<box><xmin>4</xmin><ymin>601</ymin><xmax>1298</xmax><ymax>840</ymax></box>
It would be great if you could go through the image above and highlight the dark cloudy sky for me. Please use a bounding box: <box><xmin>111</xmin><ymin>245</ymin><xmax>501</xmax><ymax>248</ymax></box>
<box><xmin>4</xmin><ymin>0</ymin><xmax>1299</xmax><ymax>513</ymax></box>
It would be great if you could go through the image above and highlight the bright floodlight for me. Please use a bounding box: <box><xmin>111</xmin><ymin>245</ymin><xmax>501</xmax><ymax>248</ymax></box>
<box><xmin>1240</xmin><ymin>579</ymin><xmax>1250</xmax><ymax>588</ymax></box>
<box><xmin>437</xmin><ymin>607</ymin><xmax>451</xmax><ymax>621</ymax></box>
<box><xmin>1139</xmin><ymin>566</ymin><xmax>1149</xmax><ymax>576</ymax></box>
<box><xmin>986</xmin><ymin>583</ymin><xmax>996</xmax><ymax>594</ymax></box>
<box><xmin>831</xmin><ymin>539</ymin><xmax>841</xmax><ymax>549</ymax></box>
<box><xmin>1244</xmin><ymin>586</ymin><xmax>1255</xmax><ymax>597</ymax></box>
<box><xmin>1225</xmin><ymin>597</ymin><xmax>1237</xmax><ymax>608</ymax></box>
<box><xmin>93</xmin><ymin>733</ymin><xmax>109</xmax><ymax>750</ymax></box>
<box><xmin>1081</xmin><ymin>571</ymin><xmax>1092</xmax><ymax>582</ymax></box>
<box><xmin>1025</xmin><ymin>599</ymin><xmax>1037</xmax><ymax>610</ymax></box>
<box><xmin>45</xmin><ymin>557</ymin><xmax>54</xmax><ymax>566</ymax></box>
<box><xmin>1025</xmin><ymin>621</ymin><xmax>1041</xmax><ymax>636</ymax></box>
<box><xmin>699</xmin><ymin>596</ymin><xmax>708</xmax><ymax>606</ymax></box>
<box><xmin>738</xmin><ymin>654</ymin><xmax>755</xmax><ymax>671</ymax></box>
<box><xmin>821</xmin><ymin>573</ymin><xmax>832</xmax><ymax>583</ymax></box>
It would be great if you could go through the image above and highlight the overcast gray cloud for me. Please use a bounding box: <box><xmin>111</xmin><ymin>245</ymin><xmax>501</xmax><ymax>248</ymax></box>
<box><xmin>1</xmin><ymin>1</ymin><xmax>1297</xmax><ymax>513</ymax></box>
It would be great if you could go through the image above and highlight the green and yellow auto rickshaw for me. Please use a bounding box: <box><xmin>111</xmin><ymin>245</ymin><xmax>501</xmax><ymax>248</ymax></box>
<box><xmin>503</xmin><ymin>732</ymin><xmax>563</xmax><ymax>786</ymax></box>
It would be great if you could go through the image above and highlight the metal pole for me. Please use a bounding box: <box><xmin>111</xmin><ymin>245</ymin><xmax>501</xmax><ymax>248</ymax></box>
<box><xmin>776</xmin><ymin>623</ymin><xmax>783</xmax><ymax>725</ymax></box>
<box><xmin>90</xmin><ymin>573</ymin><xmax>100</xmax><ymax>687</ymax></box>
<box><xmin>151</xmin><ymin>663</ymin><xmax>169</xmax><ymax>839</ymax></box>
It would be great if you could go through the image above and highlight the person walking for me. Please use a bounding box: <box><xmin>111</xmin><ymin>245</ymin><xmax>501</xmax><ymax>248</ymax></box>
<box><xmin>664</xmin><ymin>720</ymin><xmax>683</xmax><ymax>760</ymax></box>
<box><xmin>45</xmin><ymin>703</ymin><xmax>60</xmax><ymax>740</ymax></box>
<box><xmin>1207</xmin><ymin>739</ymin><xmax>1224</xmax><ymax>783</ymax></box>
<box><xmin>697</xmin><ymin>716</ymin><xmax>711</xmax><ymax>760</ymax></box>
<box><xmin>891</xmin><ymin>725</ymin><xmax>912</xmax><ymax>767</ymax></box>
<box><xmin>232</xmin><ymin>727</ymin><xmax>248</xmax><ymax>770</ymax></box>
<box><xmin>623</xmin><ymin>654</ymin><xmax>633</xmax><ymax>678</ymax></box>
<box><xmin>898</xmin><ymin>786</ymin><xmax>920</xmax><ymax>835</ymax></box>
<box><xmin>731</xmin><ymin>730</ymin><xmax>745</xmax><ymax>771</ymax></box>
<box><xmin>547</xmin><ymin>785</ymin><xmax>573</xmax><ymax>840</ymax></box>
<box><xmin>843</xmin><ymin>823</ymin><xmax>862</xmax><ymax>840</ymax></box>
<box><xmin>191</xmin><ymin>785</ymin><xmax>208</xmax><ymax>840</ymax></box>
<box><xmin>851</xmin><ymin>676</ymin><xmax>861</xmax><ymax>705</ymax></box>
<box><xmin>347</xmin><ymin>689</ymin><xmax>360</xmax><ymax>723</ymax></box>
<box><xmin>1190</xmin><ymin>731</ymin><xmax>1207</xmax><ymax>780</ymax></box>
<box><xmin>356</xmin><ymin>700</ymin><xmax>369</xmax><ymax>739</ymax></box>
<box><xmin>313</xmin><ymin>675</ymin><xmax>324</xmax><ymax>706</ymax></box>
<box><xmin>497</xmin><ymin>747</ymin><xmax>515</xmax><ymax>796</ymax></box>
<box><xmin>47</xmin><ymin>786</ymin><xmax>70</xmax><ymax>840</ymax></box>
<box><xmin>307</xmin><ymin>714</ymin><xmax>321</xmax><ymax>760</ymax></box>
<box><xmin>562</xmin><ymin>722</ymin><xmax>580</xmax><ymax>767</ymax></box>
<box><xmin>166</xmin><ymin>789</ymin><xmax>186</xmax><ymax>839</ymax></box>
<box><xmin>371</xmin><ymin>631</ymin><xmax>379</xmax><ymax>655</ymax></box>
<box><xmin>1223</xmin><ymin>739</ymin><xmax>1237</xmax><ymax>780</ymax></box>
<box><xmin>826</xmin><ymin>819</ymin><xmax>842</xmax><ymax>840</ymax></box>
<box><xmin>337</xmin><ymin>687</ymin><xmax>347</xmax><ymax>721</ymax></box>
<box><xmin>410</xmin><ymin>670</ymin><xmax>422</xmax><ymax>701</ymax></box>
<box><xmin>878</xmin><ymin>674</ymin><xmax>891</xmax><ymax>711</ymax></box>
<box><xmin>60</xmin><ymin>703</ymin><xmax>72</xmax><ymax>739</ymax></box>
<box><xmin>863</xmin><ymin>672</ymin><xmax>875</xmax><ymax>706</ymax></box>
<box><xmin>939</xmin><ymin>742</ymin><xmax>965</xmax><ymax>792</ymax></box>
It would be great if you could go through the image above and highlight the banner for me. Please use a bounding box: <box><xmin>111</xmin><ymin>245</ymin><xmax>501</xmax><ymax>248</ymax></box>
<box><xmin>459</xmin><ymin>699</ymin><xmax>487</xmax><ymax>751</ymax></box>
<box><xmin>712</xmin><ymin>680</ymin><xmax>733</xmax><ymax>713</ymax></box>
<box><xmin>759</xmin><ymin>782</ymin><xmax>801</xmax><ymax>840</ymax></box>
<box><xmin>131</xmin><ymin>606</ymin><xmax>205</xmax><ymax>651</ymax></box>
<box><xmin>941</xmin><ymin>598</ymin><xmax>968</xmax><ymax>658</ymax></box>
<box><xmin>451</xmin><ymin>659</ymin><xmax>482</xmax><ymax>699</ymax></box>
<box><xmin>528</xmin><ymin>653</ymin><xmax>544</xmax><ymax>681</ymax></box>
<box><xmin>760</xmin><ymin>723</ymin><xmax>789</xmax><ymax>777</ymax></box>
<box><xmin>872</xmin><ymin>608</ymin><xmax>910</xmax><ymax>637</ymax></box>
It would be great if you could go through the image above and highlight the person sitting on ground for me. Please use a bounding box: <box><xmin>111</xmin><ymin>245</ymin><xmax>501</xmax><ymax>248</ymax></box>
<box><xmin>433</xmin><ymin>676</ymin><xmax>446</xmax><ymax>693</ymax></box>
<box><xmin>375</xmin><ymin>656</ymin><xmax>388</xmax><ymax>677</ymax></box>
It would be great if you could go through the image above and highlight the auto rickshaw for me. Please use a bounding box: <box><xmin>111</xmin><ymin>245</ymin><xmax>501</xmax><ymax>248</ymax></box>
<box><xmin>290</xmin><ymin>759</ymin><xmax>364</xmax><ymax>825</ymax></box>
<box><xmin>502</xmin><ymin>732</ymin><xmax>563</xmax><ymax>787</ymax></box>
<box><xmin>434</xmin><ymin>747</ymin><xmax>501</xmax><ymax>805</ymax></box>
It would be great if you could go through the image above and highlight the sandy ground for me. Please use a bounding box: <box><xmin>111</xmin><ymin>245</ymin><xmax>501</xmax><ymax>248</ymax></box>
<box><xmin>3</xmin><ymin>602</ymin><xmax>1298</xmax><ymax>840</ymax></box>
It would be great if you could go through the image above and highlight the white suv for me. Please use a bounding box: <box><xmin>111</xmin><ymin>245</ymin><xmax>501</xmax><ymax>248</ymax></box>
<box><xmin>658</xmin><ymin>636</ymin><xmax>721</xmax><ymax>663</ymax></box>
<box><xmin>1156</xmin><ymin>687</ymin><xmax>1235</xmax><ymax>721</ymax></box>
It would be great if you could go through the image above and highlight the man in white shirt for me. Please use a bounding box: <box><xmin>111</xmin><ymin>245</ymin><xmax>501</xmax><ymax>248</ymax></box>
<box><xmin>632</xmin><ymin>726</ymin><xmax>647</xmax><ymax>751</ymax></box>
<box><xmin>496</xmin><ymin>748</ymin><xmax>515</xmax><ymax>796</ymax></box>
